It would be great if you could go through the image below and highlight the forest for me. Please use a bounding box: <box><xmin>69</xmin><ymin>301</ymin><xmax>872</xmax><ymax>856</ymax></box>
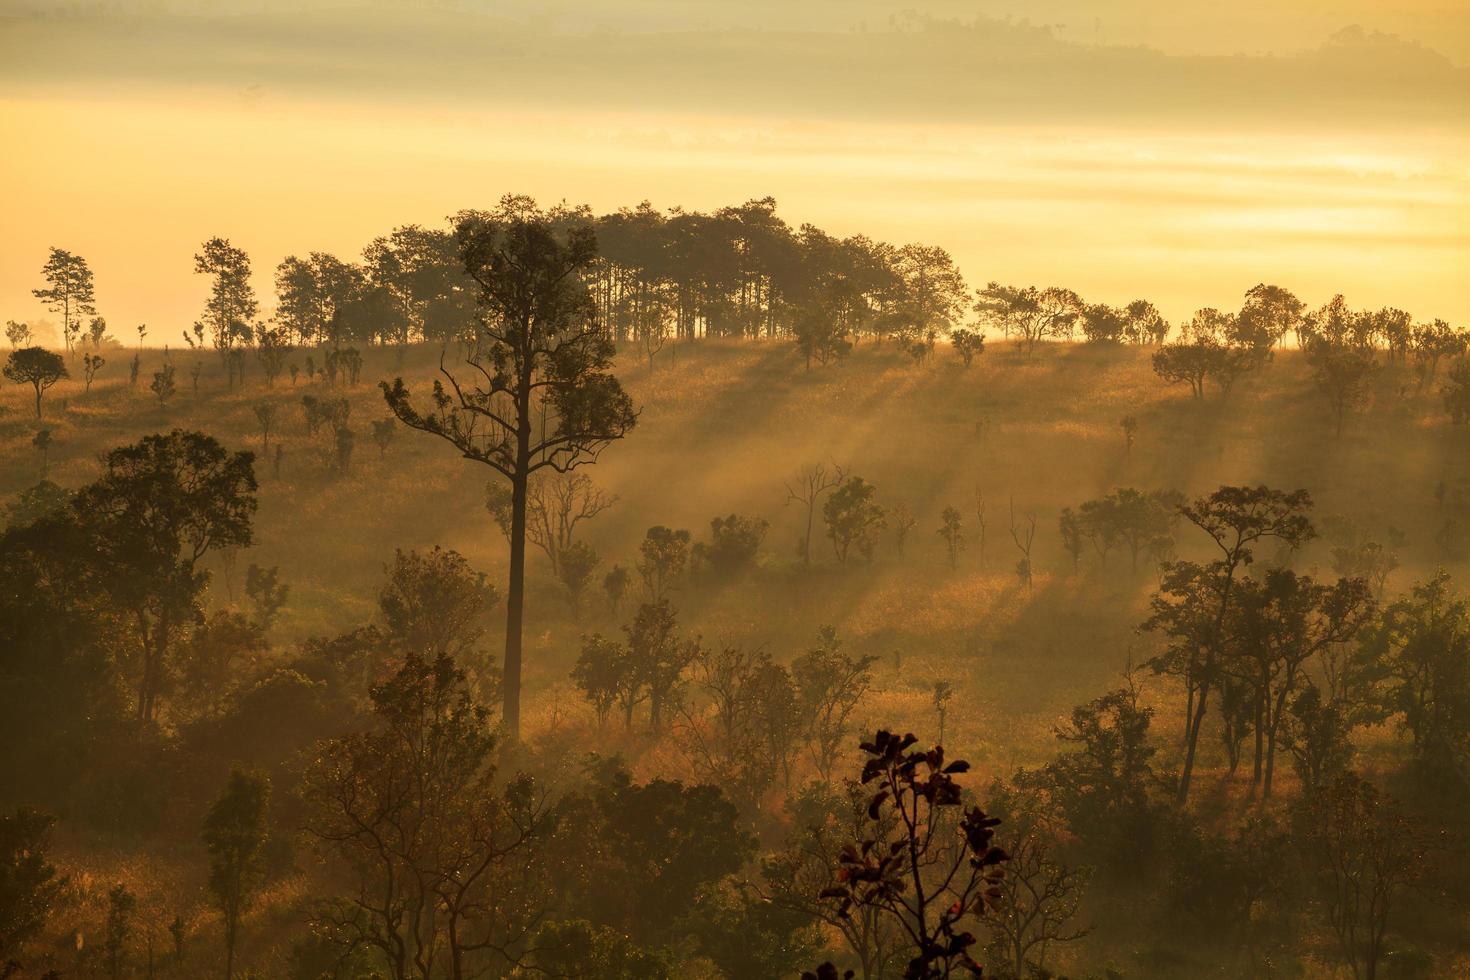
<box><xmin>2</xmin><ymin>193</ymin><xmax>1469</xmax><ymax>980</ymax></box>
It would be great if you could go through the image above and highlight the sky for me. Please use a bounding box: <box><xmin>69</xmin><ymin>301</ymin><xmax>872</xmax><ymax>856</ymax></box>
<box><xmin>1</xmin><ymin>1</ymin><xmax>1467</xmax><ymax>336</ymax></box>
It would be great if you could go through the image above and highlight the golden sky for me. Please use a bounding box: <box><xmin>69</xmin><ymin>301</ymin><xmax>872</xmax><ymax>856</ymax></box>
<box><xmin>2</xmin><ymin>2</ymin><xmax>1467</xmax><ymax>335</ymax></box>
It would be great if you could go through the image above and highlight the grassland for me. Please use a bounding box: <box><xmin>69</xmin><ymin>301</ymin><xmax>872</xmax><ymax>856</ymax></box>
<box><xmin>3</xmin><ymin>338</ymin><xmax>1456</xmax><ymax>777</ymax></box>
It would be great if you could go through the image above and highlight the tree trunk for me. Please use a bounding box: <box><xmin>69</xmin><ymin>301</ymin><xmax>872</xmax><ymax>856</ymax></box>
<box><xmin>503</xmin><ymin>466</ymin><xmax>527</xmax><ymax>742</ymax></box>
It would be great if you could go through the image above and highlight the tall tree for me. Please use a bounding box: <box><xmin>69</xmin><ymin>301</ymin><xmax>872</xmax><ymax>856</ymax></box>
<box><xmin>382</xmin><ymin>197</ymin><xmax>637</xmax><ymax>739</ymax></box>
<box><xmin>203</xmin><ymin>768</ymin><xmax>271</xmax><ymax>980</ymax></box>
<box><xmin>32</xmin><ymin>247</ymin><xmax>96</xmax><ymax>356</ymax></box>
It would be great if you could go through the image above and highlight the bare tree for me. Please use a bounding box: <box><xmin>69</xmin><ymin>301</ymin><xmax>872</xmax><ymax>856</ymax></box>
<box><xmin>486</xmin><ymin>470</ymin><xmax>616</xmax><ymax>579</ymax></box>
<box><xmin>786</xmin><ymin>462</ymin><xmax>846</xmax><ymax>567</ymax></box>
<box><xmin>1009</xmin><ymin>498</ymin><xmax>1036</xmax><ymax>592</ymax></box>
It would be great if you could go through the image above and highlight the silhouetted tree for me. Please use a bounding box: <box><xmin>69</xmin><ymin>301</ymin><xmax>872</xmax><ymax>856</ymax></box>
<box><xmin>194</xmin><ymin>238</ymin><xmax>258</xmax><ymax>370</ymax></box>
<box><xmin>32</xmin><ymin>247</ymin><xmax>96</xmax><ymax>356</ymax></box>
<box><xmin>974</xmin><ymin>283</ymin><xmax>1079</xmax><ymax>354</ymax></box>
<box><xmin>74</xmin><ymin>430</ymin><xmax>256</xmax><ymax>724</ymax></box>
<box><xmin>814</xmin><ymin>730</ymin><xmax>1008</xmax><ymax>980</ymax></box>
<box><xmin>150</xmin><ymin>359</ymin><xmax>178</xmax><ymax>406</ymax></box>
<box><xmin>4</xmin><ymin>347</ymin><xmax>67</xmax><ymax>418</ymax></box>
<box><xmin>382</xmin><ymin>198</ymin><xmax>637</xmax><ymax>739</ymax></box>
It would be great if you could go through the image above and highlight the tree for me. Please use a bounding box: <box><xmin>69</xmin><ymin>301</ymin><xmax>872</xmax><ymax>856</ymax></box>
<box><xmin>636</xmin><ymin>525</ymin><xmax>691</xmax><ymax>601</ymax></box>
<box><xmin>974</xmin><ymin>282</ymin><xmax>1079</xmax><ymax>354</ymax></box>
<box><xmin>382</xmin><ymin>198</ymin><xmax>637</xmax><ymax>740</ymax></box>
<box><xmin>255</xmin><ymin>324</ymin><xmax>291</xmax><ymax>387</ymax></box>
<box><xmin>4</xmin><ymin>321</ymin><xmax>30</xmax><ymax>350</ymax></box>
<box><xmin>1300</xmin><ymin>774</ymin><xmax>1427</xmax><ymax>980</ymax></box>
<box><xmin>625</xmin><ymin>600</ymin><xmax>700</xmax><ymax>730</ymax></box>
<box><xmin>602</xmin><ymin>564</ymin><xmax>629</xmax><ymax>616</ymax></box>
<box><xmin>303</xmin><ymin>652</ymin><xmax>547</xmax><ymax>979</ymax></box>
<box><xmin>1008</xmin><ymin>500</ymin><xmax>1036</xmax><ymax>592</ymax></box>
<box><xmin>486</xmin><ymin>470</ymin><xmax>616</xmax><ymax>581</ymax></box>
<box><xmin>938</xmin><ymin>506</ymin><xmax>964</xmax><ymax>570</ymax></box>
<box><xmin>378</xmin><ymin>547</ymin><xmax>499</xmax><ymax>667</ymax></box>
<box><xmin>150</xmin><ymin>361</ymin><xmax>177</xmax><ymax>406</ymax></box>
<box><xmin>1144</xmin><ymin>485</ymin><xmax>1315</xmax><ymax>802</ymax></box>
<box><xmin>1022</xmin><ymin>679</ymin><xmax>1161</xmax><ymax>872</ymax></box>
<box><xmin>814</xmin><ymin>730</ymin><xmax>1008</xmax><ymax>980</ymax></box>
<box><xmin>0</xmin><ymin>808</ymin><xmax>64</xmax><ymax>978</ymax></box>
<box><xmin>680</xmin><ymin>643</ymin><xmax>801</xmax><ymax>807</ymax></box>
<box><xmin>1307</xmin><ymin>339</ymin><xmax>1378</xmax><ymax>437</ymax></box>
<box><xmin>3</xmin><ymin>347</ymin><xmax>67</xmax><ymax>418</ymax></box>
<box><xmin>891</xmin><ymin>503</ymin><xmax>918</xmax><ymax>557</ymax></box>
<box><xmin>1363</xmin><ymin>570</ymin><xmax>1470</xmax><ymax>788</ymax></box>
<box><xmin>1240</xmin><ymin>283</ymin><xmax>1305</xmax><ymax>347</ymax></box>
<box><xmin>1120</xmin><ymin>415</ymin><xmax>1137</xmax><ymax>456</ymax></box>
<box><xmin>32</xmin><ymin>247</ymin><xmax>96</xmax><ymax>356</ymax></box>
<box><xmin>252</xmin><ymin>402</ymin><xmax>278</xmax><ymax>453</ymax></box>
<box><xmin>1151</xmin><ymin>335</ymin><xmax>1226</xmax><ymax>400</ymax></box>
<box><xmin>787</xmin><ymin>462</ymin><xmax>846</xmax><ymax>567</ymax></box>
<box><xmin>982</xmin><ymin>780</ymin><xmax>1089</xmax><ymax>980</ymax></box>
<box><xmin>793</xmin><ymin>626</ymin><xmax>878</xmax><ymax>783</ymax></box>
<box><xmin>203</xmin><ymin>768</ymin><xmax>271</xmax><ymax>980</ymax></box>
<box><xmin>104</xmin><ymin>884</ymin><xmax>136</xmax><ymax>980</ymax></box>
<box><xmin>82</xmin><ymin>351</ymin><xmax>105</xmax><ymax>392</ymax></box>
<box><xmin>768</xmin><ymin>785</ymin><xmax>905</xmax><ymax>980</ymax></box>
<box><xmin>1079</xmin><ymin>303</ymin><xmax>1128</xmax><ymax>344</ymax></box>
<box><xmin>1224</xmin><ymin>570</ymin><xmax>1376</xmax><ymax>797</ymax></box>
<box><xmin>194</xmin><ymin>238</ymin><xmax>258</xmax><ymax>358</ymax></box>
<box><xmin>30</xmin><ymin>429</ymin><xmax>51</xmax><ymax>479</ymax></box>
<box><xmin>893</xmin><ymin>244</ymin><xmax>967</xmax><ymax>344</ymax></box>
<box><xmin>72</xmin><ymin>430</ymin><xmax>257</xmax><ymax>723</ymax></box>
<box><xmin>793</xmin><ymin>306</ymin><xmax>851</xmax><ymax>371</ymax></box>
<box><xmin>371</xmin><ymin>418</ymin><xmax>395</xmax><ymax>457</ymax></box>
<box><xmin>558</xmin><ymin>540</ymin><xmax>601</xmax><ymax>610</ymax></box>
<box><xmin>525</xmin><ymin>919</ymin><xmax>671</xmax><ymax>979</ymax></box>
<box><xmin>1121</xmin><ymin>300</ymin><xmax>1169</xmax><ymax>345</ymax></box>
<box><xmin>1411</xmin><ymin>319</ymin><xmax>1463</xmax><ymax>390</ymax></box>
<box><xmin>244</xmin><ymin>562</ymin><xmax>289</xmax><ymax>631</ymax></box>
<box><xmin>691</xmin><ymin>513</ymin><xmax>768</xmax><ymax>580</ymax></box>
<box><xmin>573</xmin><ymin>633</ymin><xmax>637</xmax><ymax>727</ymax></box>
<box><xmin>824</xmin><ymin>476</ymin><xmax>886</xmax><ymax>564</ymax></box>
<box><xmin>1058</xmin><ymin>507</ymin><xmax>1085</xmax><ymax>574</ymax></box>
<box><xmin>1443</xmin><ymin>357</ymin><xmax>1470</xmax><ymax>424</ymax></box>
<box><xmin>946</xmin><ymin>327</ymin><xmax>981</xmax><ymax>365</ymax></box>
